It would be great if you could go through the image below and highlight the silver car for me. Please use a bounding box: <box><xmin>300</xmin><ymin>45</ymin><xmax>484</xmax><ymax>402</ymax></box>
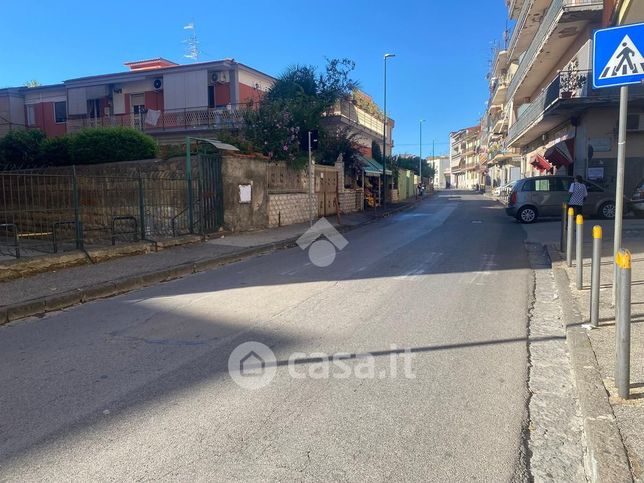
<box><xmin>505</xmin><ymin>176</ymin><xmax>618</xmax><ymax>223</ymax></box>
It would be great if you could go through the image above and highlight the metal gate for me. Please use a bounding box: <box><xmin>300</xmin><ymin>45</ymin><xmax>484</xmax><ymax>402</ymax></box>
<box><xmin>197</xmin><ymin>153</ymin><xmax>224</xmax><ymax>233</ymax></box>
<box><xmin>315</xmin><ymin>166</ymin><xmax>338</xmax><ymax>217</ymax></box>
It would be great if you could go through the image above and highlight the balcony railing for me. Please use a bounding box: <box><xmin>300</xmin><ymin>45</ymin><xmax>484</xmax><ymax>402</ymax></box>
<box><xmin>507</xmin><ymin>0</ymin><xmax>532</xmax><ymax>58</ymax></box>
<box><xmin>66</xmin><ymin>104</ymin><xmax>252</xmax><ymax>134</ymax></box>
<box><xmin>326</xmin><ymin>100</ymin><xmax>386</xmax><ymax>137</ymax></box>
<box><xmin>507</xmin><ymin>69</ymin><xmax>644</xmax><ymax>145</ymax></box>
<box><xmin>507</xmin><ymin>0</ymin><xmax>602</xmax><ymax>101</ymax></box>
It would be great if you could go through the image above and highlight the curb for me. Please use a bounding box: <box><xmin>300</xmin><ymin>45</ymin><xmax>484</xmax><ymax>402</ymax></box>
<box><xmin>546</xmin><ymin>244</ymin><xmax>633</xmax><ymax>483</ymax></box>
<box><xmin>0</xmin><ymin>200</ymin><xmax>423</xmax><ymax>325</ymax></box>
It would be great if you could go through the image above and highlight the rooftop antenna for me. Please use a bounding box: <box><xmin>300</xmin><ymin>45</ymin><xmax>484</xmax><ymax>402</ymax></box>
<box><xmin>182</xmin><ymin>21</ymin><xmax>200</xmax><ymax>61</ymax></box>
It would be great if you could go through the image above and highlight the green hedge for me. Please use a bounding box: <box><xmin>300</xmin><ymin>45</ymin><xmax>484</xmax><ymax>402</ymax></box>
<box><xmin>0</xmin><ymin>127</ymin><xmax>158</xmax><ymax>169</ymax></box>
<box><xmin>70</xmin><ymin>127</ymin><xmax>157</xmax><ymax>164</ymax></box>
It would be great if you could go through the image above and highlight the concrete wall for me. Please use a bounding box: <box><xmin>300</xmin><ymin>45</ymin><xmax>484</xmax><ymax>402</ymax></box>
<box><xmin>221</xmin><ymin>154</ymin><xmax>269</xmax><ymax>232</ymax></box>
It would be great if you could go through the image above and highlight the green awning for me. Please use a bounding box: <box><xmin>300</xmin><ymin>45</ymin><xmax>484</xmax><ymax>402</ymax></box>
<box><xmin>357</xmin><ymin>155</ymin><xmax>392</xmax><ymax>176</ymax></box>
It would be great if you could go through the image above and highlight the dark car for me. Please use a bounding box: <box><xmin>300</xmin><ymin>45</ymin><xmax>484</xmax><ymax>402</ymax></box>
<box><xmin>630</xmin><ymin>179</ymin><xmax>644</xmax><ymax>218</ymax></box>
<box><xmin>505</xmin><ymin>176</ymin><xmax>620</xmax><ymax>223</ymax></box>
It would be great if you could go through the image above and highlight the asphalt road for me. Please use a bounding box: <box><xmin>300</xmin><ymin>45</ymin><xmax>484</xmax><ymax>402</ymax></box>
<box><xmin>0</xmin><ymin>191</ymin><xmax>533</xmax><ymax>481</ymax></box>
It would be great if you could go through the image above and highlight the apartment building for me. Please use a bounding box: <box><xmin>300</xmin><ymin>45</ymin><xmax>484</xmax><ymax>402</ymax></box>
<box><xmin>428</xmin><ymin>155</ymin><xmax>450</xmax><ymax>189</ymax></box>
<box><xmin>449</xmin><ymin>125</ymin><xmax>480</xmax><ymax>189</ymax></box>
<box><xmin>0</xmin><ymin>58</ymin><xmax>275</xmax><ymax>143</ymax></box>
<box><xmin>482</xmin><ymin>47</ymin><xmax>522</xmax><ymax>188</ymax></box>
<box><xmin>502</xmin><ymin>0</ymin><xmax>644</xmax><ymax>195</ymax></box>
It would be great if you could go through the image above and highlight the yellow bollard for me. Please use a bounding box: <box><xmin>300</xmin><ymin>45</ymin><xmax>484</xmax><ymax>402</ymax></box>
<box><xmin>615</xmin><ymin>249</ymin><xmax>632</xmax><ymax>399</ymax></box>
<box><xmin>576</xmin><ymin>214</ymin><xmax>584</xmax><ymax>290</ymax></box>
<box><xmin>591</xmin><ymin>226</ymin><xmax>602</xmax><ymax>327</ymax></box>
<box><xmin>566</xmin><ymin>208</ymin><xmax>574</xmax><ymax>267</ymax></box>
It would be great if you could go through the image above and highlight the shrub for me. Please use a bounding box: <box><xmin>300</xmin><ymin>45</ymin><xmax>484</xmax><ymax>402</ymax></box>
<box><xmin>40</xmin><ymin>135</ymin><xmax>73</xmax><ymax>166</ymax></box>
<box><xmin>0</xmin><ymin>129</ymin><xmax>46</xmax><ymax>168</ymax></box>
<box><xmin>70</xmin><ymin>127</ymin><xmax>157</xmax><ymax>164</ymax></box>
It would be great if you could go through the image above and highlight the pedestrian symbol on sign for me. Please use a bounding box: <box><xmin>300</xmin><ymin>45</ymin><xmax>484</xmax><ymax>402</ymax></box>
<box><xmin>599</xmin><ymin>35</ymin><xmax>644</xmax><ymax>80</ymax></box>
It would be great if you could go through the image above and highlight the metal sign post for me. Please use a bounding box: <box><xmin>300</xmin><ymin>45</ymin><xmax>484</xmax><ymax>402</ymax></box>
<box><xmin>593</xmin><ymin>23</ymin><xmax>644</xmax><ymax>304</ymax></box>
<box><xmin>308</xmin><ymin>130</ymin><xmax>313</xmax><ymax>227</ymax></box>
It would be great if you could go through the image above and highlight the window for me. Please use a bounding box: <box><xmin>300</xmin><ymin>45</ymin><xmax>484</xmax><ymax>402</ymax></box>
<box><xmin>535</xmin><ymin>179</ymin><xmax>550</xmax><ymax>191</ymax></box>
<box><xmin>208</xmin><ymin>85</ymin><xmax>215</xmax><ymax>108</ymax></box>
<box><xmin>552</xmin><ymin>177</ymin><xmax>571</xmax><ymax>191</ymax></box>
<box><xmin>131</xmin><ymin>94</ymin><xmax>145</xmax><ymax>114</ymax></box>
<box><xmin>54</xmin><ymin>101</ymin><xmax>67</xmax><ymax>123</ymax></box>
<box><xmin>522</xmin><ymin>178</ymin><xmax>553</xmax><ymax>192</ymax></box>
<box><xmin>586</xmin><ymin>182</ymin><xmax>603</xmax><ymax>192</ymax></box>
<box><xmin>26</xmin><ymin>105</ymin><xmax>36</xmax><ymax>126</ymax></box>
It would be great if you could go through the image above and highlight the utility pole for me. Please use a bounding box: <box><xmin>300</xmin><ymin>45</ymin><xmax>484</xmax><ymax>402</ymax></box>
<box><xmin>382</xmin><ymin>53</ymin><xmax>395</xmax><ymax>211</ymax></box>
<box><xmin>419</xmin><ymin>120</ymin><xmax>425</xmax><ymax>195</ymax></box>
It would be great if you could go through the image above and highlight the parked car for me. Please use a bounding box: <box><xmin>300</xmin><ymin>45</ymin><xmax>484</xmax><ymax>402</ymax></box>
<box><xmin>505</xmin><ymin>176</ymin><xmax>621</xmax><ymax>223</ymax></box>
<box><xmin>630</xmin><ymin>179</ymin><xmax>644</xmax><ymax>218</ymax></box>
<box><xmin>494</xmin><ymin>181</ymin><xmax>516</xmax><ymax>197</ymax></box>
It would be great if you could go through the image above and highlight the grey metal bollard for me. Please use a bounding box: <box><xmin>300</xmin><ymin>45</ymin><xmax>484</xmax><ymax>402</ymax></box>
<box><xmin>575</xmin><ymin>214</ymin><xmax>583</xmax><ymax>290</ymax></box>
<box><xmin>615</xmin><ymin>249</ymin><xmax>631</xmax><ymax>399</ymax></box>
<box><xmin>590</xmin><ymin>226</ymin><xmax>602</xmax><ymax>328</ymax></box>
<box><xmin>566</xmin><ymin>207</ymin><xmax>574</xmax><ymax>267</ymax></box>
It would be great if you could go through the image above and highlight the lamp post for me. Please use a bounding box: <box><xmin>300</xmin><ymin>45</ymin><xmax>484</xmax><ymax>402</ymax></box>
<box><xmin>382</xmin><ymin>53</ymin><xmax>395</xmax><ymax>210</ymax></box>
<box><xmin>419</xmin><ymin>119</ymin><xmax>425</xmax><ymax>196</ymax></box>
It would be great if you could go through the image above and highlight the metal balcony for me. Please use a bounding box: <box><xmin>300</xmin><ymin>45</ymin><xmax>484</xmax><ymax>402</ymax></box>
<box><xmin>506</xmin><ymin>70</ymin><xmax>644</xmax><ymax>147</ymax></box>
<box><xmin>507</xmin><ymin>0</ymin><xmax>602</xmax><ymax>102</ymax></box>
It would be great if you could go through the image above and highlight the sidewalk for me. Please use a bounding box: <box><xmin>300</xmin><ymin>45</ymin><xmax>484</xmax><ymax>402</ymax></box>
<box><xmin>525</xmin><ymin>218</ymin><xmax>644</xmax><ymax>482</ymax></box>
<box><xmin>0</xmin><ymin>199</ymin><xmax>420</xmax><ymax>324</ymax></box>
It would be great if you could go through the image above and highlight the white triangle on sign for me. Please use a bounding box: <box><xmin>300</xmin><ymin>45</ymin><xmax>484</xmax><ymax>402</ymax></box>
<box><xmin>599</xmin><ymin>34</ymin><xmax>644</xmax><ymax>79</ymax></box>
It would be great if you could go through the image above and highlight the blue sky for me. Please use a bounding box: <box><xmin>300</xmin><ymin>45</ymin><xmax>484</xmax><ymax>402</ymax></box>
<box><xmin>0</xmin><ymin>0</ymin><xmax>509</xmax><ymax>155</ymax></box>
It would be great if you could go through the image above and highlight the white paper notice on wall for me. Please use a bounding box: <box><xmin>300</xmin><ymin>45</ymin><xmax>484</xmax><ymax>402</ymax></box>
<box><xmin>239</xmin><ymin>184</ymin><xmax>252</xmax><ymax>203</ymax></box>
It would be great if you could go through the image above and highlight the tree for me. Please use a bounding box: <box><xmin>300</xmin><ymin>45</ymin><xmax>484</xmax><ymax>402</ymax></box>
<box><xmin>318</xmin><ymin>126</ymin><xmax>363</xmax><ymax>180</ymax></box>
<box><xmin>393</xmin><ymin>155</ymin><xmax>436</xmax><ymax>179</ymax></box>
<box><xmin>371</xmin><ymin>140</ymin><xmax>383</xmax><ymax>163</ymax></box>
<box><xmin>244</xmin><ymin>58</ymin><xmax>358</xmax><ymax>169</ymax></box>
<box><xmin>24</xmin><ymin>80</ymin><xmax>42</xmax><ymax>88</ymax></box>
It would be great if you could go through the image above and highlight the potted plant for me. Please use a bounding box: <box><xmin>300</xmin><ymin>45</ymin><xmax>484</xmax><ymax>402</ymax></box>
<box><xmin>560</xmin><ymin>60</ymin><xmax>587</xmax><ymax>99</ymax></box>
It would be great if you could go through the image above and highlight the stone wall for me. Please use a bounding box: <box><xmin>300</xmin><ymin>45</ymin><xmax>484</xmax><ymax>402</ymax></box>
<box><xmin>268</xmin><ymin>193</ymin><xmax>317</xmax><ymax>228</ymax></box>
<box><xmin>338</xmin><ymin>189</ymin><xmax>363</xmax><ymax>214</ymax></box>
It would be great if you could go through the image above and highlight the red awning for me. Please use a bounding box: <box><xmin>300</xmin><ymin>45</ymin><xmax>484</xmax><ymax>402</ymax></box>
<box><xmin>544</xmin><ymin>139</ymin><xmax>574</xmax><ymax>167</ymax></box>
<box><xmin>530</xmin><ymin>154</ymin><xmax>552</xmax><ymax>172</ymax></box>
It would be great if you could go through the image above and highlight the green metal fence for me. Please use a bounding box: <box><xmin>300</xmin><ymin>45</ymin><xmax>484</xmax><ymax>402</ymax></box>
<box><xmin>0</xmin><ymin>159</ymin><xmax>223</xmax><ymax>259</ymax></box>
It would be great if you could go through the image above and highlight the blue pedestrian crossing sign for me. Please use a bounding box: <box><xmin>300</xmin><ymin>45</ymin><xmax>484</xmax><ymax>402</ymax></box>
<box><xmin>594</xmin><ymin>23</ymin><xmax>644</xmax><ymax>88</ymax></box>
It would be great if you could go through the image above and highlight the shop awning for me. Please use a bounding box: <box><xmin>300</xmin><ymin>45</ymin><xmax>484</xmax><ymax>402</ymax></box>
<box><xmin>357</xmin><ymin>155</ymin><xmax>392</xmax><ymax>176</ymax></box>
<box><xmin>530</xmin><ymin>154</ymin><xmax>552</xmax><ymax>172</ymax></box>
<box><xmin>544</xmin><ymin>139</ymin><xmax>574</xmax><ymax>167</ymax></box>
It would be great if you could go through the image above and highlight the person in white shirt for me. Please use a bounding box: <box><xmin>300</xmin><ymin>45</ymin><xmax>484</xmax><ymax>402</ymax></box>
<box><xmin>568</xmin><ymin>175</ymin><xmax>588</xmax><ymax>216</ymax></box>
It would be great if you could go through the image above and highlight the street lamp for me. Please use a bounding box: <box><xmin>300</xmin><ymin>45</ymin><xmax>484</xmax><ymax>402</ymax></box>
<box><xmin>382</xmin><ymin>53</ymin><xmax>395</xmax><ymax>210</ymax></box>
<box><xmin>419</xmin><ymin>119</ymin><xmax>425</xmax><ymax>195</ymax></box>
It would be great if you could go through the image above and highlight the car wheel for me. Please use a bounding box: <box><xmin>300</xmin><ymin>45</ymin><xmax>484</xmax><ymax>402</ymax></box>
<box><xmin>599</xmin><ymin>201</ymin><xmax>616</xmax><ymax>219</ymax></box>
<box><xmin>517</xmin><ymin>206</ymin><xmax>538</xmax><ymax>224</ymax></box>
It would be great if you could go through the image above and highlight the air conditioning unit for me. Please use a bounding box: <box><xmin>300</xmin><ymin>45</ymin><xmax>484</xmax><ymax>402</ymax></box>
<box><xmin>626</xmin><ymin>113</ymin><xmax>644</xmax><ymax>132</ymax></box>
<box><xmin>210</xmin><ymin>71</ymin><xmax>229</xmax><ymax>84</ymax></box>
<box><xmin>153</xmin><ymin>78</ymin><xmax>163</xmax><ymax>90</ymax></box>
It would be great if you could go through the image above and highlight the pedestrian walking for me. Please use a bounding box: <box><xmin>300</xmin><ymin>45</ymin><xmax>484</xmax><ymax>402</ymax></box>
<box><xmin>568</xmin><ymin>175</ymin><xmax>588</xmax><ymax>216</ymax></box>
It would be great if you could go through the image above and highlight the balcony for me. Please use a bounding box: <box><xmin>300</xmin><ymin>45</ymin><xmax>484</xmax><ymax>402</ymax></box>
<box><xmin>507</xmin><ymin>0</ymin><xmax>528</xmax><ymax>20</ymax></box>
<box><xmin>66</xmin><ymin>105</ymin><xmax>250</xmax><ymax>135</ymax></box>
<box><xmin>324</xmin><ymin>100</ymin><xmax>386</xmax><ymax>138</ymax></box>
<box><xmin>491</xmin><ymin>80</ymin><xmax>509</xmax><ymax>106</ymax></box>
<box><xmin>507</xmin><ymin>0</ymin><xmax>603</xmax><ymax>102</ymax></box>
<box><xmin>506</xmin><ymin>70</ymin><xmax>644</xmax><ymax>147</ymax></box>
<box><xmin>507</xmin><ymin>0</ymin><xmax>551</xmax><ymax>62</ymax></box>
